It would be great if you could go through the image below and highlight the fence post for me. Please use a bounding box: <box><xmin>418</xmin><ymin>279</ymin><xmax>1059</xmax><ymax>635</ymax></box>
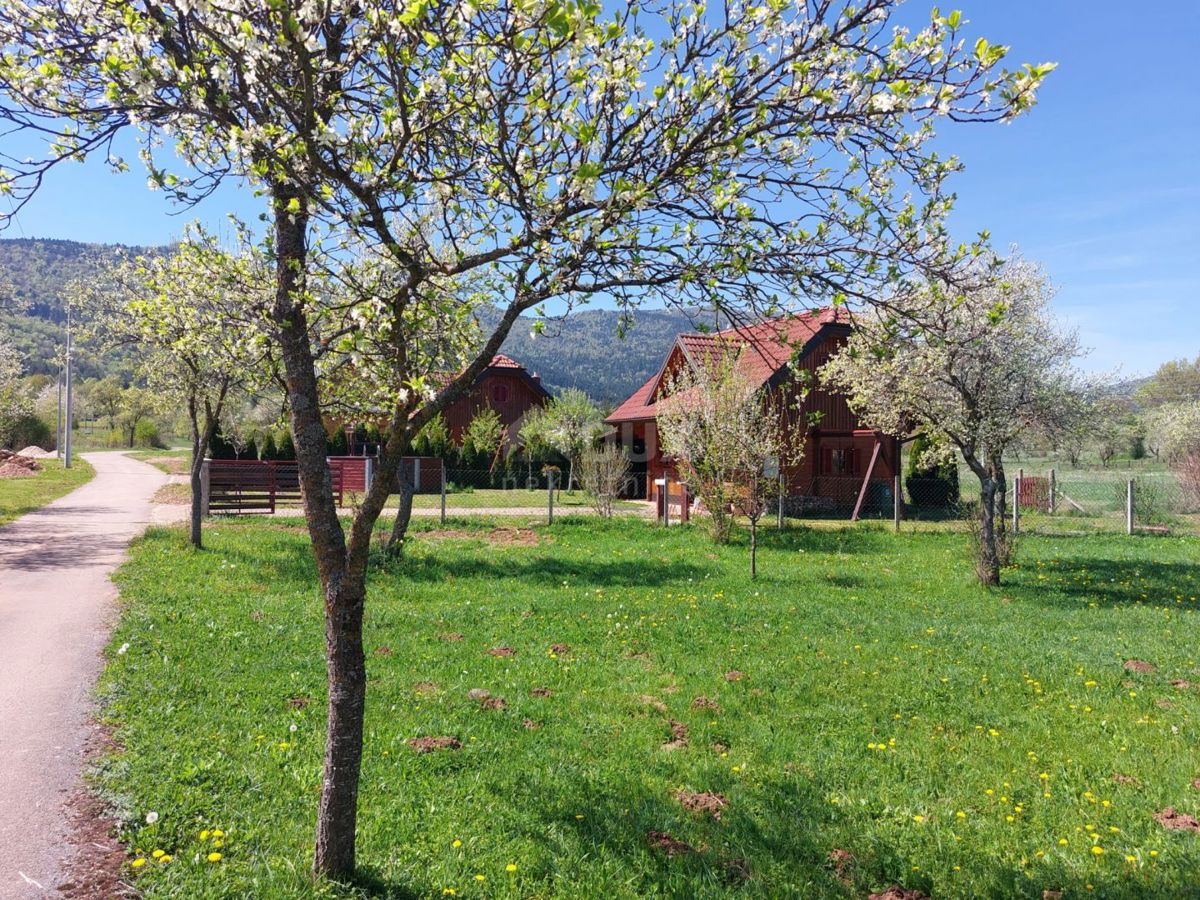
<box><xmin>664</xmin><ymin>476</ymin><xmax>671</xmax><ymax>527</ymax></box>
<box><xmin>440</xmin><ymin>464</ymin><xmax>447</xmax><ymax>525</ymax></box>
<box><xmin>364</xmin><ymin>456</ymin><xmax>374</xmax><ymax>493</ymax></box>
<box><xmin>1126</xmin><ymin>478</ymin><xmax>1134</xmax><ymax>535</ymax></box>
<box><xmin>200</xmin><ymin>457</ymin><xmax>211</xmax><ymax>517</ymax></box>
<box><xmin>778</xmin><ymin>471</ymin><xmax>785</xmax><ymax>530</ymax></box>
<box><xmin>893</xmin><ymin>474</ymin><xmax>901</xmax><ymax>532</ymax></box>
<box><xmin>1049</xmin><ymin>468</ymin><xmax>1056</xmax><ymax>515</ymax></box>
<box><xmin>1012</xmin><ymin>474</ymin><xmax>1021</xmax><ymax>535</ymax></box>
<box><xmin>547</xmin><ymin>470</ymin><xmax>555</xmax><ymax>525</ymax></box>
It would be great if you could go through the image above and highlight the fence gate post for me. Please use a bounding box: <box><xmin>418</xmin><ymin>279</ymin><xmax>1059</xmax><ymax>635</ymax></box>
<box><xmin>1049</xmin><ymin>468</ymin><xmax>1056</xmax><ymax>515</ymax></box>
<box><xmin>1126</xmin><ymin>478</ymin><xmax>1134</xmax><ymax>535</ymax></box>
<box><xmin>778</xmin><ymin>471</ymin><xmax>785</xmax><ymax>530</ymax></box>
<box><xmin>663</xmin><ymin>476</ymin><xmax>671</xmax><ymax>527</ymax></box>
<box><xmin>364</xmin><ymin>456</ymin><xmax>374</xmax><ymax>493</ymax></box>
<box><xmin>893</xmin><ymin>474</ymin><xmax>901</xmax><ymax>532</ymax></box>
<box><xmin>200</xmin><ymin>458</ymin><xmax>211</xmax><ymax>517</ymax></box>
<box><xmin>1012</xmin><ymin>474</ymin><xmax>1021</xmax><ymax>534</ymax></box>
<box><xmin>440</xmin><ymin>464</ymin><xmax>447</xmax><ymax>525</ymax></box>
<box><xmin>547</xmin><ymin>470</ymin><xmax>555</xmax><ymax>525</ymax></box>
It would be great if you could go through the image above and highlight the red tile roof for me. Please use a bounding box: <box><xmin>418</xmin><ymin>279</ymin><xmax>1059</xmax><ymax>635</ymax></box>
<box><xmin>487</xmin><ymin>353</ymin><xmax>523</xmax><ymax>369</ymax></box>
<box><xmin>605</xmin><ymin>308</ymin><xmax>846</xmax><ymax>423</ymax></box>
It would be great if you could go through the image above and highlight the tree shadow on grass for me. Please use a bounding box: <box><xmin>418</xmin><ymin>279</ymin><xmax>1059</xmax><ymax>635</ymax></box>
<box><xmin>391</xmin><ymin>553</ymin><xmax>708</xmax><ymax>588</ymax></box>
<box><xmin>1008</xmin><ymin>555</ymin><xmax>1200</xmax><ymax>610</ymax></box>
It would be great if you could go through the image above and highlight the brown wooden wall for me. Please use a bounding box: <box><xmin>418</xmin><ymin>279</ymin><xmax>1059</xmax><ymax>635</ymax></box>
<box><xmin>444</xmin><ymin>371</ymin><xmax>548</xmax><ymax>445</ymax></box>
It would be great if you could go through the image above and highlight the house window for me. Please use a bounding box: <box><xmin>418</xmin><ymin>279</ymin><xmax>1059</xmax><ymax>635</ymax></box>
<box><xmin>491</xmin><ymin>383</ymin><xmax>510</xmax><ymax>404</ymax></box>
<box><xmin>821</xmin><ymin>447</ymin><xmax>856</xmax><ymax>475</ymax></box>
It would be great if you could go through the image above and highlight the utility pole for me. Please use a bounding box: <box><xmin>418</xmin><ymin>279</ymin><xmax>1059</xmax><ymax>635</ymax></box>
<box><xmin>56</xmin><ymin>364</ymin><xmax>63</xmax><ymax>459</ymax></box>
<box><xmin>64</xmin><ymin>307</ymin><xmax>74</xmax><ymax>468</ymax></box>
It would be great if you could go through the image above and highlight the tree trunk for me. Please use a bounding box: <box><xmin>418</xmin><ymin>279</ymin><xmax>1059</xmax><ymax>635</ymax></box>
<box><xmin>750</xmin><ymin>517</ymin><xmax>758</xmax><ymax>579</ymax></box>
<box><xmin>385</xmin><ymin>467</ymin><xmax>415</xmax><ymax>557</ymax></box>
<box><xmin>977</xmin><ymin>477</ymin><xmax>1000</xmax><ymax>586</ymax></box>
<box><xmin>267</xmin><ymin>196</ymin><xmax>363</xmax><ymax>879</ymax></box>
<box><xmin>189</xmin><ymin>459</ymin><xmax>204</xmax><ymax>548</ymax></box>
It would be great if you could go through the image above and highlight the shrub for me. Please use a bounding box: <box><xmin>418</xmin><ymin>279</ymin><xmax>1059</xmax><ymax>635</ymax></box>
<box><xmin>905</xmin><ymin>435</ymin><xmax>960</xmax><ymax>507</ymax></box>
<box><xmin>0</xmin><ymin>412</ymin><xmax>52</xmax><ymax>451</ymax></box>
<box><xmin>133</xmin><ymin>418</ymin><xmax>165</xmax><ymax>449</ymax></box>
<box><xmin>580</xmin><ymin>445</ymin><xmax>630</xmax><ymax>517</ymax></box>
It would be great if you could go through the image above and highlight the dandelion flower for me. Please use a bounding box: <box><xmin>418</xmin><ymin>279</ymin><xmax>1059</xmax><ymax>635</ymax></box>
<box><xmin>145</xmin><ymin>811</ymin><xmax>159</xmax><ymax>824</ymax></box>
<box><xmin>506</xmin><ymin>863</ymin><xmax>518</xmax><ymax>872</ymax></box>
<box><xmin>474</xmin><ymin>874</ymin><xmax>486</xmax><ymax>881</ymax></box>
<box><xmin>151</xmin><ymin>849</ymin><xmax>164</xmax><ymax>859</ymax></box>
<box><xmin>200</xmin><ymin>830</ymin><xmax>210</xmax><ymax>841</ymax></box>
<box><xmin>452</xmin><ymin>840</ymin><xmax>462</xmax><ymax>848</ymax></box>
<box><xmin>207</xmin><ymin>852</ymin><xmax>223</xmax><ymax>863</ymax></box>
<box><xmin>131</xmin><ymin>858</ymin><xmax>146</xmax><ymax>869</ymax></box>
<box><xmin>1091</xmin><ymin>846</ymin><xmax>1104</xmax><ymax>856</ymax></box>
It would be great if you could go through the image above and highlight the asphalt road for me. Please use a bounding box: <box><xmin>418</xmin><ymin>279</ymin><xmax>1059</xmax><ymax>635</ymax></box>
<box><xmin>0</xmin><ymin>452</ymin><xmax>175</xmax><ymax>899</ymax></box>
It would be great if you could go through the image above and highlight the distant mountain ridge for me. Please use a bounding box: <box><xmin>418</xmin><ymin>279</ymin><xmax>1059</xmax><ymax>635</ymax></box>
<box><xmin>0</xmin><ymin>237</ymin><xmax>694</xmax><ymax>402</ymax></box>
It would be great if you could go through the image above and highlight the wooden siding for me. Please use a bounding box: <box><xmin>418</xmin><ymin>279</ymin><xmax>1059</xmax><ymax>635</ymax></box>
<box><xmin>444</xmin><ymin>370</ymin><xmax>548</xmax><ymax>446</ymax></box>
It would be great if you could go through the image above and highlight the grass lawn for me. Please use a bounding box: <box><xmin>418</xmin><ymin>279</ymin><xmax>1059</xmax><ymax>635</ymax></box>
<box><xmin>98</xmin><ymin>519</ymin><xmax>1199</xmax><ymax>898</ymax></box>
<box><xmin>0</xmin><ymin>457</ymin><xmax>95</xmax><ymax>525</ymax></box>
<box><xmin>126</xmin><ymin>449</ymin><xmax>192</xmax><ymax>476</ymax></box>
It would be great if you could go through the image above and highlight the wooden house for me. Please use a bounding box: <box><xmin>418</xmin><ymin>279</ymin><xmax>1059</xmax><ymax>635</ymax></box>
<box><xmin>604</xmin><ymin>309</ymin><xmax>900</xmax><ymax>513</ymax></box>
<box><xmin>443</xmin><ymin>353</ymin><xmax>550</xmax><ymax>447</ymax></box>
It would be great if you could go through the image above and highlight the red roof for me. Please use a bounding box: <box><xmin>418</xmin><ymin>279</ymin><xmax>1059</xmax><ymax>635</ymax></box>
<box><xmin>487</xmin><ymin>354</ymin><xmax>522</xmax><ymax>369</ymax></box>
<box><xmin>605</xmin><ymin>308</ymin><xmax>846</xmax><ymax>423</ymax></box>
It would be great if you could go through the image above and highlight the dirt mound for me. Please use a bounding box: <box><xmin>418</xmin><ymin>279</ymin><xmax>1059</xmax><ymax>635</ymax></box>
<box><xmin>407</xmin><ymin>736</ymin><xmax>462</xmax><ymax>753</ymax></box>
<box><xmin>676</xmin><ymin>790</ymin><xmax>727</xmax><ymax>819</ymax></box>
<box><xmin>17</xmin><ymin>445</ymin><xmax>53</xmax><ymax>458</ymax></box>
<box><xmin>868</xmin><ymin>888</ymin><xmax>928</xmax><ymax>900</ymax></box>
<box><xmin>0</xmin><ymin>449</ymin><xmax>41</xmax><ymax>478</ymax></box>
<box><xmin>647</xmin><ymin>831</ymin><xmax>696</xmax><ymax>857</ymax></box>
<box><xmin>1154</xmin><ymin>807</ymin><xmax>1200</xmax><ymax>832</ymax></box>
<box><xmin>1124</xmin><ymin>659</ymin><xmax>1156</xmax><ymax>673</ymax></box>
<box><xmin>662</xmin><ymin>721</ymin><xmax>689</xmax><ymax>751</ymax></box>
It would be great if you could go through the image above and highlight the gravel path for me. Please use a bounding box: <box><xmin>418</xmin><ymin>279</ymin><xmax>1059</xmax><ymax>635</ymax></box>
<box><xmin>0</xmin><ymin>452</ymin><xmax>181</xmax><ymax>899</ymax></box>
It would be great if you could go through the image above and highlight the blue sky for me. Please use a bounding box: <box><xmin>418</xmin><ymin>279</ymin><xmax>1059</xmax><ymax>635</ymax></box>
<box><xmin>3</xmin><ymin>0</ymin><xmax>1196</xmax><ymax>376</ymax></box>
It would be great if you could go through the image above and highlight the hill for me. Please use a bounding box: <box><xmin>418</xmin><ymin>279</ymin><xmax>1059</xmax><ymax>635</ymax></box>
<box><xmin>496</xmin><ymin>308</ymin><xmax>705</xmax><ymax>405</ymax></box>
<box><xmin>0</xmin><ymin>237</ymin><xmax>700</xmax><ymax>400</ymax></box>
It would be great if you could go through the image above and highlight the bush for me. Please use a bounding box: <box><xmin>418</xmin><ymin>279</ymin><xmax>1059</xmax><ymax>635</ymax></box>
<box><xmin>0</xmin><ymin>412</ymin><xmax>52</xmax><ymax>451</ymax></box>
<box><xmin>906</xmin><ymin>435</ymin><xmax>960</xmax><ymax>507</ymax></box>
<box><xmin>580</xmin><ymin>445</ymin><xmax>630</xmax><ymax>517</ymax></box>
<box><xmin>133</xmin><ymin>418</ymin><xmax>165</xmax><ymax>449</ymax></box>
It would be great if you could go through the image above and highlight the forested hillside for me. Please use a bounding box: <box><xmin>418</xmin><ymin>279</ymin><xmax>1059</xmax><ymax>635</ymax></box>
<box><xmin>0</xmin><ymin>238</ymin><xmax>698</xmax><ymax>400</ymax></box>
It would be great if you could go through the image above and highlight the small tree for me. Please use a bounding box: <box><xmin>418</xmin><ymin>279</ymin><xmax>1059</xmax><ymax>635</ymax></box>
<box><xmin>1144</xmin><ymin>401</ymin><xmax>1200</xmax><ymax>510</ymax></box>
<box><xmin>0</xmin><ymin>331</ymin><xmax>31</xmax><ymax>449</ymax></box>
<box><xmin>823</xmin><ymin>255</ymin><xmax>1091</xmax><ymax>586</ymax></box>
<box><xmin>540</xmin><ymin>389</ymin><xmax>605</xmax><ymax>492</ymax></box>
<box><xmin>517</xmin><ymin>409</ymin><xmax>554</xmax><ymax>486</ymax></box>
<box><xmin>118</xmin><ymin>386</ymin><xmax>158</xmax><ymax>449</ymax></box>
<box><xmin>656</xmin><ymin>348</ymin><xmax>796</xmax><ymax>573</ymax></box>
<box><xmin>580</xmin><ymin>445</ymin><xmax>630</xmax><ymax>517</ymax></box>
<box><xmin>71</xmin><ymin>243</ymin><xmax>262</xmax><ymax>548</ymax></box>
<box><xmin>463</xmin><ymin>407</ymin><xmax>506</xmax><ymax>473</ymax></box>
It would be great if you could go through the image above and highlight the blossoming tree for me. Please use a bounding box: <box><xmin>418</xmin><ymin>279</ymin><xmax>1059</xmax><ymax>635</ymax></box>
<box><xmin>822</xmin><ymin>255</ymin><xmax>1089</xmax><ymax>585</ymax></box>
<box><xmin>0</xmin><ymin>0</ymin><xmax>1052</xmax><ymax>876</ymax></box>
<box><xmin>70</xmin><ymin>241</ymin><xmax>268</xmax><ymax>548</ymax></box>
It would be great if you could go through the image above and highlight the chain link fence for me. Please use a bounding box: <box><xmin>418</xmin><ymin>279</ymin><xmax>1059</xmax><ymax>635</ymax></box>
<box><xmin>892</xmin><ymin>466</ymin><xmax>1200</xmax><ymax>537</ymax></box>
<box><xmin>354</xmin><ymin>465</ymin><xmax>653</xmax><ymax>522</ymax></box>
